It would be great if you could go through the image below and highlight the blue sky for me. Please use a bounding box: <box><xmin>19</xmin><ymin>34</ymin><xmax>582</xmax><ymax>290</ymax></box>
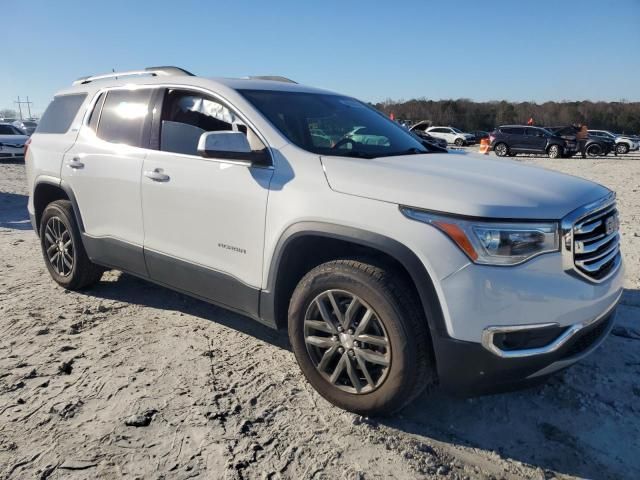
<box><xmin>2</xmin><ymin>0</ymin><xmax>639</xmax><ymax>116</ymax></box>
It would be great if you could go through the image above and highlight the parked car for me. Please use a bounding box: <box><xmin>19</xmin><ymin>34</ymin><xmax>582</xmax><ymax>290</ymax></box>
<box><xmin>27</xmin><ymin>67</ymin><xmax>623</xmax><ymax>415</ymax></box>
<box><xmin>13</xmin><ymin>119</ymin><xmax>38</xmax><ymax>135</ymax></box>
<box><xmin>588</xmin><ymin>130</ymin><xmax>639</xmax><ymax>155</ymax></box>
<box><xmin>409</xmin><ymin>121</ymin><xmax>448</xmax><ymax>149</ymax></box>
<box><xmin>425</xmin><ymin>126</ymin><xmax>475</xmax><ymax>146</ymax></box>
<box><xmin>547</xmin><ymin>126</ymin><xmax>615</xmax><ymax>157</ymax></box>
<box><xmin>470</xmin><ymin>130</ymin><xmax>490</xmax><ymax>142</ymax></box>
<box><xmin>0</xmin><ymin>122</ymin><xmax>29</xmax><ymax>161</ymax></box>
<box><xmin>489</xmin><ymin>125</ymin><xmax>577</xmax><ymax>158</ymax></box>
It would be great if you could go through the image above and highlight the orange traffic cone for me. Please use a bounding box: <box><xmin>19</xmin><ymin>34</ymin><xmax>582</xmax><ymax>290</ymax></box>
<box><xmin>479</xmin><ymin>138</ymin><xmax>489</xmax><ymax>155</ymax></box>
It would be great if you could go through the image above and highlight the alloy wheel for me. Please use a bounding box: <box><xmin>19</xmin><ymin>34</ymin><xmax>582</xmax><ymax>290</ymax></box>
<box><xmin>495</xmin><ymin>143</ymin><xmax>507</xmax><ymax>156</ymax></box>
<box><xmin>303</xmin><ymin>289</ymin><xmax>391</xmax><ymax>394</ymax></box>
<box><xmin>44</xmin><ymin>216</ymin><xmax>74</xmax><ymax>277</ymax></box>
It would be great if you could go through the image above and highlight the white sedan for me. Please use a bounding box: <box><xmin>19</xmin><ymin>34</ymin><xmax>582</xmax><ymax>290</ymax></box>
<box><xmin>0</xmin><ymin>123</ymin><xmax>29</xmax><ymax>161</ymax></box>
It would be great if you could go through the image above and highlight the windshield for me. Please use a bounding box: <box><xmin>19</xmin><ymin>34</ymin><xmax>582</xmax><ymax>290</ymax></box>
<box><xmin>239</xmin><ymin>89</ymin><xmax>428</xmax><ymax>158</ymax></box>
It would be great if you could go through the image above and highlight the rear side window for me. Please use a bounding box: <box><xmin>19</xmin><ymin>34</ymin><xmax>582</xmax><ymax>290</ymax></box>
<box><xmin>97</xmin><ymin>89</ymin><xmax>154</xmax><ymax>147</ymax></box>
<box><xmin>501</xmin><ymin>127</ymin><xmax>524</xmax><ymax>135</ymax></box>
<box><xmin>36</xmin><ymin>93</ymin><xmax>87</xmax><ymax>134</ymax></box>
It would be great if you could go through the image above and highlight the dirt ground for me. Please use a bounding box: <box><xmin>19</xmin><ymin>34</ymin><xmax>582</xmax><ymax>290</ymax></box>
<box><xmin>1</xmin><ymin>153</ymin><xmax>639</xmax><ymax>480</ymax></box>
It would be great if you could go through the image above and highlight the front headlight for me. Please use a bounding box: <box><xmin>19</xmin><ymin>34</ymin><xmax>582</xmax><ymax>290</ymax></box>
<box><xmin>400</xmin><ymin>207</ymin><xmax>559</xmax><ymax>265</ymax></box>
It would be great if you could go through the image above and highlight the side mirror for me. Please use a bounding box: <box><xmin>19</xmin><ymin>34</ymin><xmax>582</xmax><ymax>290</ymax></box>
<box><xmin>197</xmin><ymin>131</ymin><xmax>267</xmax><ymax>164</ymax></box>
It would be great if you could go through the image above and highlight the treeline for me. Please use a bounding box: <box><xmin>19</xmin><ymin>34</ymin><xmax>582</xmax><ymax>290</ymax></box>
<box><xmin>373</xmin><ymin>99</ymin><xmax>640</xmax><ymax>134</ymax></box>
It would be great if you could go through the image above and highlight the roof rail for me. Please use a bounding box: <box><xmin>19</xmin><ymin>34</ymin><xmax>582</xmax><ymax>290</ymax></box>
<box><xmin>245</xmin><ymin>75</ymin><xmax>297</xmax><ymax>84</ymax></box>
<box><xmin>72</xmin><ymin>66</ymin><xmax>195</xmax><ymax>86</ymax></box>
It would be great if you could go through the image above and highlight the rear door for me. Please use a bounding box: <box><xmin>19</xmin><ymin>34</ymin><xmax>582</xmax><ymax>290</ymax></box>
<box><xmin>61</xmin><ymin>87</ymin><xmax>155</xmax><ymax>276</ymax></box>
<box><xmin>140</xmin><ymin>88</ymin><xmax>273</xmax><ymax>315</ymax></box>
<box><xmin>503</xmin><ymin>127</ymin><xmax>525</xmax><ymax>150</ymax></box>
<box><xmin>524</xmin><ymin>128</ymin><xmax>547</xmax><ymax>152</ymax></box>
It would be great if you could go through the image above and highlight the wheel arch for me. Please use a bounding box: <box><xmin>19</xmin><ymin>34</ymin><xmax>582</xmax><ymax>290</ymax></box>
<box><xmin>33</xmin><ymin>179</ymin><xmax>84</xmax><ymax>236</ymax></box>
<box><xmin>260</xmin><ymin>222</ymin><xmax>447</xmax><ymax>338</ymax></box>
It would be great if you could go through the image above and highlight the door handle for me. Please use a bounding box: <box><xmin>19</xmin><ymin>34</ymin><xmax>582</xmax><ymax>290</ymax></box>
<box><xmin>68</xmin><ymin>157</ymin><xmax>85</xmax><ymax>169</ymax></box>
<box><xmin>144</xmin><ymin>168</ymin><xmax>170</xmax><ymax>182</ymax></box>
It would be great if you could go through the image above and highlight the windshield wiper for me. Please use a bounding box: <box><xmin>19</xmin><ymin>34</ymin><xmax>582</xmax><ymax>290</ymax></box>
<box><xmin>387</xmin><ymin>147</ymin><xmax>429</xmax><ymax>157</ymax></box>
<box><xmin>331</xmin><ymin>151</ymin><xmax>376</xmax><ymax>159</ymax></box>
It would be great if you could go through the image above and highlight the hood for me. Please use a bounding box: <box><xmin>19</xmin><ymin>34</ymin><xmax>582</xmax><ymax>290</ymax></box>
<box><xmin>0</xmin><ymin>134</ymin><xmax>28</xmax><ymax>146</ymax></box>
<box><xmin>321</xmin><ymin>152</ymin><xmax>610</xmax><ymax>219</ymax></box>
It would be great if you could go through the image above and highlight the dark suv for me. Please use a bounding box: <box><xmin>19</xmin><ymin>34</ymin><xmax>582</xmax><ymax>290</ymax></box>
<box><xmin>490</xmin><ymin>126</ymin><xmax>577</xmax><ymax>158</ymax></box>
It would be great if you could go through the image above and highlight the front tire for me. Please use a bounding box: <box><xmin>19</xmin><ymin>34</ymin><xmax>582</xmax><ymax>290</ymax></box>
<box><xmin>616</xmin><ymin>143</ymin><xmax>629</xmax><ymax>154</ymax></box>
<box><xmin>547</xmin><ymin>144</ymin><xmax>561</xmax><ymax>159</ymax></box>
<box><xmin>288</xmin><ymin>259</ymin><xmax>435</xmax><ymax>415</ymax></box>
<box><xmin>40</xmin><ymin>200</ymin><xmax>104</xmax><ymax>290</ymax></box>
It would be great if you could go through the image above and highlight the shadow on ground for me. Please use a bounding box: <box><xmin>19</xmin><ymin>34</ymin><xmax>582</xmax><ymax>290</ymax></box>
<box><xmin>0</xmin><ymin>192</ymin><xmax>31</xmax><ymax>230</ymax></box>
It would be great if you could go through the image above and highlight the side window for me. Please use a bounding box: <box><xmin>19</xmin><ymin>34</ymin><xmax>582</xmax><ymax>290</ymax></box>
<box><xmin>36</xmin><ymin>93</ymin><xmax>87</xmax><ymax>134</ymax></box>
<box><xmin>97</xmin><ymin>89</ymin><xmax>154</xmax><ymax>147</ymax></box>
<box><xmin>87</xmin><ymin>92</ymin><xmax>106</xmax><ymax>132</ymax></box>
<box><xmin>159</xmin><ymin>89</ymin><xmax>267</xmax><ymax>157</ymax></box>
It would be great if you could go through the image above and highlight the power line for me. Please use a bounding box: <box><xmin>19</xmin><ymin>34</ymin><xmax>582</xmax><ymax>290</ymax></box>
<box><xmin>14</xmin><ymin>96</ymin><xmax>34</xmax><ymax>120</ymax></box>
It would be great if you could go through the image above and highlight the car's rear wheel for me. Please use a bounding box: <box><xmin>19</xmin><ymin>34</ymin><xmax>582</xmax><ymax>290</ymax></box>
<box><xmin>454</xmin><ymin>138</ymin><xmax>464</xmax><ymax>147</ymax></box>
<box><xmin>547</xmin><ymin>144</ymin><xmax>561</xmax><ymax>159</ymax></box>
<box><xmin>586</xmin><ymin>143</ymin><xmax>603</xmax><ymax>157</ymax></box>
<box><xmin>494</xmin><ymin>142</ymin><xmax>508</xmax><ymax>157</ymax></box>
<box><xmin>40</xmin><ymin>200</ymin><xmax>104</xmax><ymax>290</ymax></box>
<box><xmin>616</xmin><ymin>143</ymin><xmax>629</xmax><ymax>154</ymax></box>
<box><xmin>288</xmin><ymin>259</ymin><xmax>435</xmax><ymax>415</ymax></box>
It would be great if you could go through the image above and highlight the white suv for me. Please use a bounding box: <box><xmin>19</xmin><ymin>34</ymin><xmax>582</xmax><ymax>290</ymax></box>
<box><xmin>26</xmin><ymin>67</ymin><xmax>624</xmax><ymax>415</ymax></box>
<box><xmin>425</xmin><ymin>126</ymin><xmax>475</xmax><ymax>146</ymax></box>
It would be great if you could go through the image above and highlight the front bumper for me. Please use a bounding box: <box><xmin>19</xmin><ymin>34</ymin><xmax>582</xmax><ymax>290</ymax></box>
<box><xmin>433</xmin><ymin>299</ymin><xmax>619</xmax><ymax>394</ymax></box>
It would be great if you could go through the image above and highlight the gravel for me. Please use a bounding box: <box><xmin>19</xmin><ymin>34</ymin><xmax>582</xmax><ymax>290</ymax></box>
<box><xmin>1</xmin><ymin>155</ymin><xmax>639</xmax><ymax>479</ymax></box>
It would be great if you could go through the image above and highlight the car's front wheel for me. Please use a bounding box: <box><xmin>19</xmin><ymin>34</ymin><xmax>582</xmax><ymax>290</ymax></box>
<box><xmin>547</xmin><ymin>144</ymin><xmax>562</xmax><ymax>159</ymax></box>
<box><xmin>288</xmin><ymin>259</ymin><xmax>435</xmax><ymax>415</ymax></box>
<box><xmin>616</xmin><ymin>143</ymin><xmax>629</xmax><ymax>154</ymax></box>
<box><xmin>40</xmin><ymin>200</ymin><xmax>104</xmax><ymax>290</ymax></box>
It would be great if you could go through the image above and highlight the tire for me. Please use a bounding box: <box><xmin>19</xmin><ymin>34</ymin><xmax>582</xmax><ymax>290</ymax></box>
<box><xmin>547</xmin><ymin>144</ymin><xmax>561</xmax><ymax>159</ymax></box>
<box><xmin>39</xmin><ymin>200</ymin><xmax>104</xmax><ymax>290</ymax></box>
<box><xmin>494</xmin><ymin>142</ymin><xmax>508</xmax><ymax>157</ymax></box>
<box><xmin>288</xmin><ymin>259</ymin><xmax>435</xmax><ymax>415</ymax></box>
<box><xmin>586</xmin><ymin>144</ymin><xmax>602</xmax><ymax>157</ymax></box>
<box><xmin>454</xmin><ymin>138</ymin><xmax>464</xmax><ymax>147</ymax></box>
<box><xmin>616</xmin><ymin>143</ymin><xmax>629</xmax><ymax>155</ymax></box>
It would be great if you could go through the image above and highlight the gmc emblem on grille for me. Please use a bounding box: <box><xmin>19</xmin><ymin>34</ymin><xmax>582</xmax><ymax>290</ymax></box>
<box><xmin>605</xmin><ymin>215</ymin><xmax>618</xmax><ymax>235</ymax></box>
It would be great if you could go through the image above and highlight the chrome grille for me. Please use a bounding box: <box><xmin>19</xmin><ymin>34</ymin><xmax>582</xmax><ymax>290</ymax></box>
<box><xmin>572</xmin><ymin>202</ymin><xmax>620</xmax><ymax>281</ymax></box>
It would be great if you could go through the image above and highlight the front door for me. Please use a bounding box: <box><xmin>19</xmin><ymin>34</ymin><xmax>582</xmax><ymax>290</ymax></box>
<box><xmin>141</xmin><ymin>88</ymin><xmax>273</xmax><ymax>316</ymax></box>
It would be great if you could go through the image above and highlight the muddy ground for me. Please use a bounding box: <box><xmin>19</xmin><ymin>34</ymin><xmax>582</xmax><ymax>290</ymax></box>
<box><xmin>1</xmin><ymin>153</ymin><xmax>639</xmax><ymax>479</ymax></box>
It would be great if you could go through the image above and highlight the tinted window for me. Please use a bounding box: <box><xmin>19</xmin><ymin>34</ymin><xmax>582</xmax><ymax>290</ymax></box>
<box><xmin>0</xmin><ymin>125</ymin><xmax>22</xmax><ymax>135</ymax></box>
<box><xmin>87</xmin><ymin>92</ymin><xmax>106</xmax><ymax>132</ymax></box>
<box><xmin>36</xmin><ymin>94</ymin><xmax>87</xmax><ymax>134</ymax></box>
<box><xmin>501</xmin><ymin>127</ymin><xmax>524</xmax><ymax>135</ymax></box>
<box><xmin>97</xmin><ymin>89</ymin><xmax>154</xmax><ymax>147</ymax></box>
<box><xmin>160</xmin><ymin>89</ymin><xmax>267</xmax><ymax>156</ymax></box>
<box><xmin>240</xmin><ymin>89</ymin><xmax>427</xmax><ymax>159</ymax></box>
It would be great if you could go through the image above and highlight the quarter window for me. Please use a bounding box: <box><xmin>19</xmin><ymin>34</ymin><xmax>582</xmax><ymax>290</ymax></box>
<box><xmin>97</xmin><ymin>89</ymin><xmax>154</xmax><ymax>147</ymax></box>
<box><xmin>159</xmin><ymin>89</ymin><xmax>267</xmax><ymax>157</ymax></box>
<box><xmin>36</xmin><ymin>93</ymin><xmax>87</xmax><ymax>134</ymax></box>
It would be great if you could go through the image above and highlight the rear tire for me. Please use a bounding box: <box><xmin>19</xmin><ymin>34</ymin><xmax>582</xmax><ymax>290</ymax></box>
<box><xmin>494</xmin><ymin>142</ymin><xmax>508</xmax><ymax>157</ymax></box>
<box><xmin>547</xmin><ymin>144</ymin><xmax>561</xmax><ymax>159</ymax></box>
<box><xmin>454</xmin><ymin>138</ymin><xmax>464</xmax><ymax>147</ymax></box>
<box><xmin>288</xmin><ymin>259</ymin><xmax>436</xmax><ymax>415</ymax></box>
<box><xmin>40</xmin><ymin>200</ymin><xmax>104</xmax><ymax>290</ymax></box>
<box><xmin>616</xmin><ymin>143</ymin><xmax>629</xmax><ymax>154</ymax></box>
<box><xmin>586</xmin><ymin>143</ymin><xmax>602</xmax><ymax>157</ymax></box>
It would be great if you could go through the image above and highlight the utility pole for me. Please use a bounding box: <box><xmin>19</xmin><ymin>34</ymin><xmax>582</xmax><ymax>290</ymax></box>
<box><xmin>14</xmin><ymin>96</ymin><xmax>34</xmax><ymax>120</ymax></box>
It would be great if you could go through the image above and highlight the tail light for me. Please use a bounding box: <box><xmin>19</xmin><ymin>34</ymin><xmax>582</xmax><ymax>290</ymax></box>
<box><xmin>24</xmin><ymin>137</ymin><xmax>31</xmax><ymax>159</ymax></box>
<box><xmin>489</xmin><ymin>135</ymin><xmax>495</xmax><ymax>143</ymax></box>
